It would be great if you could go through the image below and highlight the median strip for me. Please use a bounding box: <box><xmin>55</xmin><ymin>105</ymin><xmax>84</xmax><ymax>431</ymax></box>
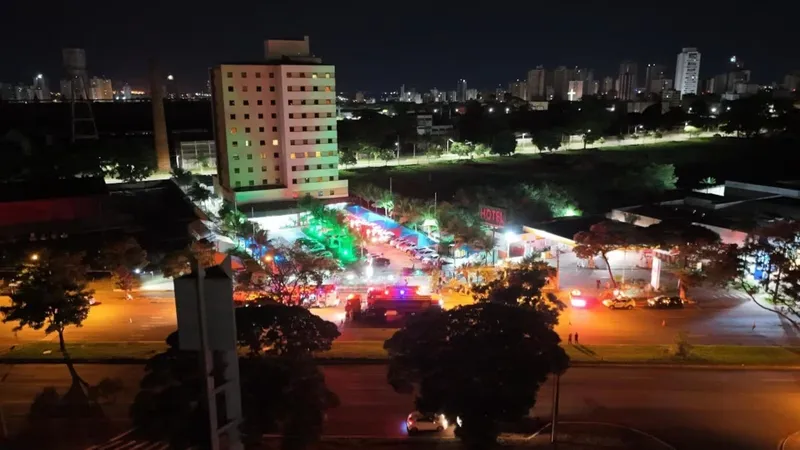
<box><xmin>3</xmin><ymin>341</ymin><xmax>800</xmax><ymax>368</ymax></box>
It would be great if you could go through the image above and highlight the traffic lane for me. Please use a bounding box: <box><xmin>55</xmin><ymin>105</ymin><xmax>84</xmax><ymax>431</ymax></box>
<box><xmin>321</xmin><ymin>365</ymin><xmax>800</xmax><ymax>449</ymax></box>
<box><xmin>556</xmin><ymin>302</ymin><xmax>792</xmax><ymax>345</ymax></box>
<box><xmin>0</xmin><ymin>294</ymin><xmax>177</xmax><ymax>345</ymax></box>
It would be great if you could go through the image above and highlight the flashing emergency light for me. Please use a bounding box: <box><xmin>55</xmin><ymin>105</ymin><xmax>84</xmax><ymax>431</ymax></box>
<box><xmin>384</xmin><ymin>289</ymin><xmax>389</xmax><ymax>295</ymax></box>
<box><xmin>400</xmin><ymin>289</ymin><xmax>405</xmax><ymax>296</ymax></box>
<box><xmin>571</xmin><ymin>289</ymin><xmax>581</xmax><ymax>296</ymax></box>
<box><xmin>571</xmin><ymin>298</ymin><xmax>587</xmax><ymax>308</ymax></box>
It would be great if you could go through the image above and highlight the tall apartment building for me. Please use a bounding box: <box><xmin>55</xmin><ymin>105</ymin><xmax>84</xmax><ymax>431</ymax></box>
<box><xmin>618</xmin><ymin>60</ymin><xmax>638</xmax><ymax>100</ymax></box>
<box><xmin>526</xmin><ymin>66</ymin><xmax>546</xmax><ymax>100</ymax></box>
<box><xmin>674</xmin><ymin>47</ymin><xmax>701</xmax><ymax>98</ymax></box>
<box><xmin>508</xmin><ymin>79</ymin><xmax>527</xmax><ymax>100</ymax></box>
<box><xmin>90</xmin><ymin>77</ymin><xmax>113</xmax><ymax>100</ymax></box>
<box><xmin>552</xmin><ymin>66</ymin><xmax>574</xmax><ymax>100</ymax></box>
<box><xmin>456</xmin><ymin>79</ymin><xmax>468</xmax><ymax>102</ymax></box>
<box><xmin>644</xmin><ymin>64</ymin><xmax>666</xmax><ymax>94</ymax></box>
<box><xmin>210</xmin><ymin>37</ymin><xmax>348</xmax><ymax>206</ymax></box>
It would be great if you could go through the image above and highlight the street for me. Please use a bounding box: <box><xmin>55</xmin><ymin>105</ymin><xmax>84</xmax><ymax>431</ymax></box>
<box><xmin>2</xmin><ymin>364</ymin><xmax>799</xmax><ymax>450</ymax></box>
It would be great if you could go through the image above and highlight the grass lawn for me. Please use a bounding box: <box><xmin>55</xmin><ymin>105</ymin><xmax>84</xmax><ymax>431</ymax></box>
<box><xmin>0</xmin><ymin>341</ymin><xmax>167</xmax><ymax>360</ymax></box>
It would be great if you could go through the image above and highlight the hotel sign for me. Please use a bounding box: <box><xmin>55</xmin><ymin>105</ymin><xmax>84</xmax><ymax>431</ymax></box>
<box><xmin>479</xmin><ymin>205</ymin><xmax>507</xmax><ymax>227</ymax></box>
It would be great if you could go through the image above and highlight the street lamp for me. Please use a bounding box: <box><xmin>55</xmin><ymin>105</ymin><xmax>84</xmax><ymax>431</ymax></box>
<box><xmin>504</xmin><ymin>231</ymin><xmax>520</xmax><ymax>261</ymax></box>
<box><xmin>446</xmin><ymin>138</ymin><xmax>455</xmax><ymax>153</ymax></box>
<box><xmin>30</xmin><ymin>253</ymin><xmax>39</xmax><ymax>261</ymax></box>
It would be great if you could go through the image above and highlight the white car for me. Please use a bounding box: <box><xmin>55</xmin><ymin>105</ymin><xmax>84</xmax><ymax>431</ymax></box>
<box><xmin>406</xmin><ymin>411</ymin><xmax>448</xmax><ymax>434</ymax></box>
<box><xmin>602</xmin><ymin>297</ymin><xmax>636</xmax><ymax>310</ymax></box>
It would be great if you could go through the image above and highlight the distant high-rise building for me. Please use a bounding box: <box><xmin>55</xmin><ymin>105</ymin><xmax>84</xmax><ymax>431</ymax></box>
<box><xmin>784</xmin><ymin>70</ymin><xmax>800</xmax><ymax>91</ymax></box>
<box><xmin>456</xmin><ymin>79</ymin><xmax>468</xmax><ymax>102</ymax></box>
<box><xmin>552</xmin><ymin>66</ymin><xmax>574</xmax><ymax>100</ymax></box>
<box><xmin>32</xmin><ymin>73</ymin><xmax>50</xmax><ymax>100</ymax></box>
<box><xmin>526</xmin><ymin>66</ymin><xmax>546</xmax><ymax>100</ymax></box>
<box><xmin>567</xmin><ymin>80</ymin><xmax>583</xmax><ymax>101</ymax></box>
<box><xmin>508</xmin><ymin>79</ymin><xmax>527</xmax><ymax>100</ymax></box>
<box><xmin>354</xmin><ymin>91</ymin><xmax>365</xmax><ymax>103</ymax></box>
<box><xmin>674</xmin><ymin>47</ymin><xmax>701</xmax><ymax>98</ymax></box>
<box><xmin>210</xmin><ymin>36</ymin><xmax>347</xmax><ymax>206</ymax></box>
<box><xmin>447</xmin><ymin>90</ymin><xmax>457</xmax><ymax>102</ymax></box>
<box><xmin>89</xmin><ymin>77</ymin><xmax>113</xmax><ymax>100</ymax></box>
<box><xmin>121</xmin><ymin>83</ymin><xmax>132</xmax><ymax>100</ymax></box>
<box><xmin>650</xmin><ymin>78</ymin><xmax>672</xmax><ymax>94</ymax></box>
<box><xmin>618</xmin><ymin>61</ymin><xmax>638</xmax><ymax>100</ymax></box>
<box><xmin>644</xmin><ymin>64</ymin><xmax>666</xmax><ymax>93</ymax></box>
<box><xmin>400</xmin><ymin>84</ymin><xmax>406</xmax><ymax>102</ymax></box>
<box><xmin>465</xmin><ymin>88</ymin><xmax>478</xmax><ymax>101</ymax></box>
<box><xmin>602</xmin><ymin>76</ymin><xmax>614</xmax><ymax>94</ymax></box>
<box><xmin>587</xmin><ymin>79</ymin><xmax>599</xmax><ymax>96</ymax></box>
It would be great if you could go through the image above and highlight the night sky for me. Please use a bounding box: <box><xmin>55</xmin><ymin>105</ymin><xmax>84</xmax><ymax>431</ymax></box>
<box><xmin>1</xmin><ymin>0</ymin><xmax>797</xmax><ymax>93</ymax></box>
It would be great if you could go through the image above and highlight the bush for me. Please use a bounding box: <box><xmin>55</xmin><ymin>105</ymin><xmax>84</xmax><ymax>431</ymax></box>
<box><xmin>669</xmin><ymin>331</ymin><xmax>693</xmax><ymax>359</ymax></box>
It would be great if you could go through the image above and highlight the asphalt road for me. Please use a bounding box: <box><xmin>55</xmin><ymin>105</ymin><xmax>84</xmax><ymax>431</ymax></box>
<box><xmin>2</xmin><ymin>364</ymin><xmax>799</xmax><ymax>450</ymax></box>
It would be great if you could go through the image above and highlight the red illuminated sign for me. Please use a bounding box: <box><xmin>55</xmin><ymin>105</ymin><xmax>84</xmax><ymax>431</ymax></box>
<box><xmin>480</xmin><ymin>206</ymin><xmax>506</xmax><ymax>227</ymax></box>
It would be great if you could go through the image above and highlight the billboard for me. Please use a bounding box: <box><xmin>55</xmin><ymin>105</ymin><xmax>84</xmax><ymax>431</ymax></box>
<box><xmin>479</xmin><ymin>205</ymin><xmax>507</xmax><ymax>227</ymax></box>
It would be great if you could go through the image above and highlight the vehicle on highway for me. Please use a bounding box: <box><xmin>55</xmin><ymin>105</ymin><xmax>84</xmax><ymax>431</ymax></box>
<box><xmin>406</xmin><ymin>411</ymin><xmax>448</xmax><ymax>434</ymax></box>
<box><xmin>646</xmin><ymin>296</ymin><xmax>684</xmax><ymax>309</ymax></box>
<box><xmin>373</xmin><ymin>257</ymin><xmax>391</xmax><ymax>268</ymax></box>
<box><xmin>602</xmin><ymin>296</ymin><xmax>635</xmax><ymax>310</ymax></box>
<box><xmin>569</xmin><ymin>289</ymin><xmax>595</xmax><ymax>308</ymax></box>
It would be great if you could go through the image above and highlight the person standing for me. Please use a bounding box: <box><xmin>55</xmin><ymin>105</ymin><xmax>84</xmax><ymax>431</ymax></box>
<box><xmin>574</xmin><ymin>332</ymin><xmax>580</xmax><ymax>344</ymax></box>
<box><xmin>568</xmin><ymin>333</ymin><xmax>573</xmax><ymax>344</ymax></box>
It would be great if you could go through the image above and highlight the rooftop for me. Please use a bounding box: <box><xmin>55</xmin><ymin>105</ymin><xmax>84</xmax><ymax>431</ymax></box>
<box><xmin>0</xmin><ymin>177</ymin><xmax>106</xmax><ymax>202</ymax></box>
<box><xmin>526</xmin><ymin>215</ymin><xmax>614</xmax><ymax>241</ymax></box>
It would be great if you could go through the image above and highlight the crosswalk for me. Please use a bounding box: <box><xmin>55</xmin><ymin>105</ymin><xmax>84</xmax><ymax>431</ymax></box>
<box><xmin>86</xmin><ymin>430</ymin><xmax>168</xmax><ymax>450</ymax></box>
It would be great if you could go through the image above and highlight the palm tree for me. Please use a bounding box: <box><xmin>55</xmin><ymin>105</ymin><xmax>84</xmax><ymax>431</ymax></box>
<box><xmin>375</xmin><ymin>191</ymin><xmax>395</xmax><ymax>218</ymax></box>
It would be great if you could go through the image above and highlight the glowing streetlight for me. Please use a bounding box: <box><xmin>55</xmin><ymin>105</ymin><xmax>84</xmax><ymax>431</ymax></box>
<box><xmin>36</xmin><ymin>74</ymin><xmax>43</xmax><ymax>79</ymax></box>
<box><xmin>167</xmin><ymin>74</ymin><xmax>174</xmax><ymax>81</ymax></box>
<box><xmin>30</xmin><ymin>253</ymin><xmax>39</xmax><ymax>261</ymax></box>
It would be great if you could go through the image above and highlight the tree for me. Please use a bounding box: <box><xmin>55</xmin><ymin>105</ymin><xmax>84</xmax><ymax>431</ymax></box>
<box><xmin>720</xmin><ymin>95</ymin><xmax>769</xmax><ymax>138</ymax></box>
<box><xmin>427</xmin><ymin>143</ymin><xmax>445</xmax><ymax>159</ymax></box>
<box><xmin>187</xmin><ymin>181</ymin><xmax>212</xmax><ymax>204</ymax></box>
<box><xmin>235</xmin><ymin>303</ymin><xmax>340</xmax><ymax>357</ymax></box>
<box><xmin>170</xmin><ymin>168</ymin><xmax>194</xmax><ymax>187</ymax></box>
<box><xmin>255</xmin><ymin>244</ymin><xmax>340</xmax><ymax>305</ymax></box>
<box><xmin>339</xmin><ymin>146</ymin><xmax>358</xmax><ymax>167</ymax></box>
<box><xmin>160</xmin><ymin>250</ymin><xmax>191</xmax><ymax>279</ymax></box>
<box><xmin>449</xmin><ymin>141</ymin><xmax>473</xmax><ymax>158</ymax></box>
<box><xmin>619</xmin><ymin>163</ymin><xmax>678</xmax><ymax>192</ymax></box>
<box><xmin>490</xmin><ymin>130</ymin><xmax>517</xmax><ymax>156</ymax></box>
<box><xmin>470</xmin><ymin>257</ymin><xmax>564</xmax><ymax>325</ymax></box>
<box><xmin>573</xmin><ymin>222</ymin><xmax>630</xmax><ymax>288</ymax></box>
<box><xmin>385</xmin><ymin>302</ymin><xmax>568</xmax><ymax>448</ymax></box>
<box><xmin>218</xmin><ymin>203</ymin><xmax>249</xmax><ymax>237</ymax></box>
<box><xmin>530</xmin><ymin>129</ymin><xmax>562</xmax><ymax>152</ymax></box>
<box><xmin>131</xmin><ymin>331</ymin><xmax>339</xmax><ymax>449</ymax></box>
<box><xmin>1</xmin><ymin>251</ymin><xmax>94</xmax><ymax>380</ymax></box>
<box><xmin>375</xmin><ymin>190</ymin><xmax>395</xmax><ymax>217</ymax></box>
<box><xmin>101</xmin><ymin>237</ymin><xmax>148</xmax><ymax>295</ymax></box>
<box><xmin>472</xmin><ymin>143</ymin><xmax>490</xmax><ymax>158</ymax></box>
<box><xmin>190</xmin><ymin>240</ymin><xmax>217</xmax><ymax>268</ymax></box>
<box><xmin>378</xmin><ymin>147</ymin><xmax>396</xmax><ymax>165</ymax></box>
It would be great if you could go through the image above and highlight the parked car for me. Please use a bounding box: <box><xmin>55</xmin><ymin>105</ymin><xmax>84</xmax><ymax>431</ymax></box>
<box><xmin>406</xmin><ymin>411</ymin><xmax>448</xmax><ymax>434</ymax></box>
<box><xmin>646</xmin><ymin>296</ymin><xmax>684</xmax><ymax>309</ymax></box>
<box><xmin>602</xmin><ymin>296</ymin><xmax>635</xmax><ymax>310</ymax></box>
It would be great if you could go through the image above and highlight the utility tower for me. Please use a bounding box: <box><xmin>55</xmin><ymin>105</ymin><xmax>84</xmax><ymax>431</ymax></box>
<box><xmin>62</xmin><ymin>48</ymin><xmax>98</xmax><ymax>141</ymax></box>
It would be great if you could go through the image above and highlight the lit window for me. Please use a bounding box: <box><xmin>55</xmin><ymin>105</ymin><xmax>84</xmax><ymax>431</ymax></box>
<box><xmin>325</xmin><ymin>73</ymin><xmax>331</xmax><ymax>78</ymax></box>
<box><xmin>312</xmin><ymin>73</ymin><xmax>318</xmax><ymax>79</ymax></box>
<box><xmin>290</xmin><ymin>153</ymin><xmax>296</xmax><ymax>159</ymax></box>
<box><xmin>230</xmin><ymin>127</ymin><xmax>237</xmax><ymax>134</ymax></box>
<box><xmin>272</xmin><ymin>139</ymin><xmax>279</xmax><ymax>146</ymax></box>
<box><xmin>245</xmin><ymin>140</ymin><xmax>252</xmax><ymax>147</ymax></box>
<box><xmin>325</xmin><ymin>99</ymin><xmax>332</xmax><ymax>105</ymax></box>
<box><xmin>324</xmin><ymin>86</ymin><xmax>332</xmax><ymax>92</ymax></box>
<box><xmin>316</xmin><ymin>151</ymin><xmax>321</xmax><ymax>157</ymax></box>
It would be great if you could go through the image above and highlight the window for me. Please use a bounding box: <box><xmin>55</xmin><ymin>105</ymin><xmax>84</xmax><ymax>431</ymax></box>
<box><xmin>243</xmin><ymin>100</ymin><xmax>249</xmax><ymax>106</ymax></box>
<box><xmin>292</xmin><ymin>179</ymin><xmax>297</xmax><ymax>184</ymax></box>
<box><xmin>256</xmin><ymin>86</ymin><xmax>262</xmax><ymax>92</ymax></box>
<box><xmin>226</xmin><ymin>72</ymin><xmax>233</xmax><ymax>78</ymax></box>
<box><xmin>230</xmin><ymin>114</ymin><xmax>236</xmax><ymax>120</ymax></box>
<box><xmin>325</xmin><ymin>73</ymin><xmax>331</xmax><ymax>78</ymax></box>
<box><xmin>269</xmin><ymin>86</ymin><xmax>275</xmax><ymax>92</ymax></box>
<box><xmin>313</xmin><ymin>113</ymin><xmax>319</xmax><ymax>118</ymax></box>
<box><xmin>317</xmin><ymin>164</ymin><xmax>322</xmax><ymax>169</ymax></box>
<box><xmin>259</xmin><ymin>140</ymin><xmax>265</xmax><ymax>145</ymax></box>
<box><xmin>290</xmin><ymin>140</ymin><xmax>296</xmax><ymax>145</ymax></box>
<box><xmin>272</xmin><ymin>126</ymin><xmax>277</xmax><ymax>132</ymax></box>
<box><xmin>329</xmin><ymin>176</ymin><xmax>334</xmax><ymax>181</ymax></box>
<box><xmin>269</xmin><ymin>73</ymin><xmax>274</xmax><ymax>78</ymax></box>
<box><xmin>327</xmin><ymin>125</ymin><xmax>333</xmax><ymax>131</ymax></box>
<box><xmin>232</xmin><ymin>141</ymin><xmax>238</xmax><ymax>147</ymax></box>
<box><xmin>249</xmin><ymin>180</ymin><xmax>254</xmax><ymax>186</ymax></box>
<box><xmin>235</xmin><ymin>181</ymin><xmax>241</xmax><ymax>187</ymax></box>
<box><xmin>301</xmin><ymin>113</ymin><xmax>307</xmax><ymax>118</ymax></box>
<box><xmin>241</xmin><ymin>72</ymin><xmax>247</xmax><ymax>78</ymax></box>
<box><xmin>328</xmin><ymin>163</ymin><xmax>334</xmax><ymax>169</ymax></box>
<box><xmin>230</xmin><ymin>127</ymin><xmax>237</xmax><ymax>134</ymax></box>
<box><xmin>273</xmin><ymin>152</ymin><xmax>279</xmax><ymax>158</ymax></box>
<box><xmin>257</xmin><ymin>100</ymin><xmax>262</xmax><ymax>105</ymax></box>
<box><xmin>261</xmin><ymin>166</ymin><xmax>267</xmax><ymax>172</ymax></box>
<box><xmin>234</xmin><ymin>168</ymin><xmax>240</xmax><ymax>174</ymax></box>
<box><xmin>244</xmin><ymin>127</ymin><xmax>250</xmax><ymax>132</ymax></box>
<box><xmin>328</xmin><ymin>138</ymin><xmax>333</xmax><ymax>143</ymax></box>
<box><xmin>255</xmin><ymin>72</ymin><xmax>262</xmax><ymax>78</ymax></box>
<box><xmin>227</xmin><ymin>86</ymin><xmax>233</xmax><ymax>92</ymax></box>
<box><xmin>292</xmin><ymin>166</ymin><xmax>297</xmax><ymax>171</ymax></box>
<box><xmin>303</xmin><ymin>165</ymin><xmax>309</xmax><ymax>170</ymax></box>
<box><xmin>270</xmin><ymin>100</ymin><xmax>276</xmax><ymax>105</ymax></box>
<box><xmin>287</xmin><ymin>73</ymin><xmax>293</xmax><ymax>78</ymax></box>
<box><xmin>324</xmin><ymin>86</ymin><xmax>332</xmax><ymax>92</ymax></box>
<box><xmin>271</xmin><ymin>113</ymin><xmax>277</xmax><ymax>118</ymax></box>
<box><xmin>272</xmin><ymin>139</ymin><xmax>279</xmax><ymax>146</ymax></box>
<box><xmin>300</xmin><ymin>86</ymin><xmax>306</xmax><ymax>92</ymax></box>
<box><xmin>232</xmin><ymin>155</ymin><xmax>240</xmax><ymax>161</ymax></box>
<box><xmin>329</xmin><ymin>190</ymin><xmax>335</xmax><ymax>195</ymax></box>
<box><xmin>313</xmin><ymin>86</ymin><xmax>319</xmax><ymax>92</ymax></box>
<box><xmin>242</xmin><ymin>86</ymin><xmax>248</xmax><ymax>92</ymax></box>
<box><xmin>244</xmin><ymin>114</ymin><xmax>250</xmax><ymax>119</ymax></box>
<box><xmin>314</xmin><ymin>126</ymin><xmax>320</xmax><ymax>131</ymax></box>
<box><xmin>275</xmin><ymin>165</ymin><xmax>279</xmax><ymax>170</ymax></box>
<box><xmin>313</xmin><ymin>100</ymin><xmax>319</xmax><ymax>105</ymax></box>
<box><xmin>288</xmin><ymin>100</ymin><xmax>294</xmax><ymax>105</ymax></box>
<box><xmin>300</xmin><ymin>73</ymin><xmax>306</xmax><ymax>78</ymax></box>
<box><xmin>262</xmin><ymin>178</ymin><xmax>268</xmax><ymax>184</ymax></box>
<box><xmin>325</xmin><ymin>99</ymin><xmax>332</xmax><ymax>105</ymax></box>
<box><xmin>259</xmin><ymin>127</ymin><xmax>264</xmax><ymax>132</ymax></box>
<box><xmin>246</xmin><ymin>154</ymin><xmax>253</xmax><ymax>160</ymax></box>
<box><xmin>289</xmin><ymin>127</ymin><xmax>295</xmax><ymax>132</ymax></box>
<box><xmin>315</xmin><ymin>151</ymin><xmax>322</xmax><ymax>157</ymax></box>
<box><xmin>326</xmin><ymin>113</ymin><xmax>332</xmax><ymax>118</ymax></box>
<box><xmin>260</xmin><ymin>153</ymin><xmax>267</xmax><ymax>158</ymax></box>
<box><xmin>258</xmin><ymin>113</ymin><xmax>263</xmax><ymax>119</ymax></box>
<box><xmin>245</xmin><ymin>140</ymin><xmax>252</xmax><ymax>147</ymax></box>
<box><xmin>275</xmin><ymin>178</ymin><xmax>280</xmax><ymax>184</ymax></box>
<box><xmin>290</xmin><ymin>153</ymin><xmax>297</xmax><ymax>159</ymax></box>
<box><xmin>318</xmin><ymin>191</ymin><xmax>323</xmax><ymax>197</ymax></box>
<box><xmin>304</xmin><ymin>178</ymin><xmax>310</xmax><ymax>183</ymax></box>
<box><xmin>229</xmin><ymin>100</ymin><xmax>235</xmax><ymax>106</ymax></box>
<box><xmin>312</xmin><ymin>73</ymin><xmax>318</xmax><ymax>79</ymax></box>
<box><xmin>247</xmin><ymin>167</ymin><xmax>254</xmax><ymax>173</ymax></box>
<box><xmin>315</xmin><ymin>139</ymin><xmax>321</xmax><ymax>144</ymax></box>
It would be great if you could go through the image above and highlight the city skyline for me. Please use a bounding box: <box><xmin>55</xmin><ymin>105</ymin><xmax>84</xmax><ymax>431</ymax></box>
<box><xmin>0</xmin><ymin>0</ymin><xmax>797</xmax><ymax>93</ymax></box>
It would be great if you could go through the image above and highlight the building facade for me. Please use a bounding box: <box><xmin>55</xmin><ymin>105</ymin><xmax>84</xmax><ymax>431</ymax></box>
<box><xmin>618</xmin><ymin>61</ymin><xmax>638</xmax><ymax>100</ymax></box>
<box><xmin>674</xmin><ymin>47</ymin><xmax>701</xmax><ymax>98</ymax></box>
<box><xmin>644</xmin><ymin>64</ymin><xmax>665</xmax><ymax>94</ymax></box>
<box><xmin>526</xmin><ymin>66</ymin><xmax>546</xmax><ymax>100</ymax></box>
<box><xmin>567</xmin><ymin>80</ymin><xmax>583</xmax><ymax>101</ymax></box>
<box><xmin>456</xmin><ymin>79</ymin><xmax>467</xmax><ymax>102</ymax></box>
<box><xmin>210</xmin><ymin>40</ymin><xmax>348</xmax><ymax>206</ymax></box>
<box><xmin>90</xmin><ymin>77</ymin><xmax>113</xmax><ymax>101</ymax></box>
